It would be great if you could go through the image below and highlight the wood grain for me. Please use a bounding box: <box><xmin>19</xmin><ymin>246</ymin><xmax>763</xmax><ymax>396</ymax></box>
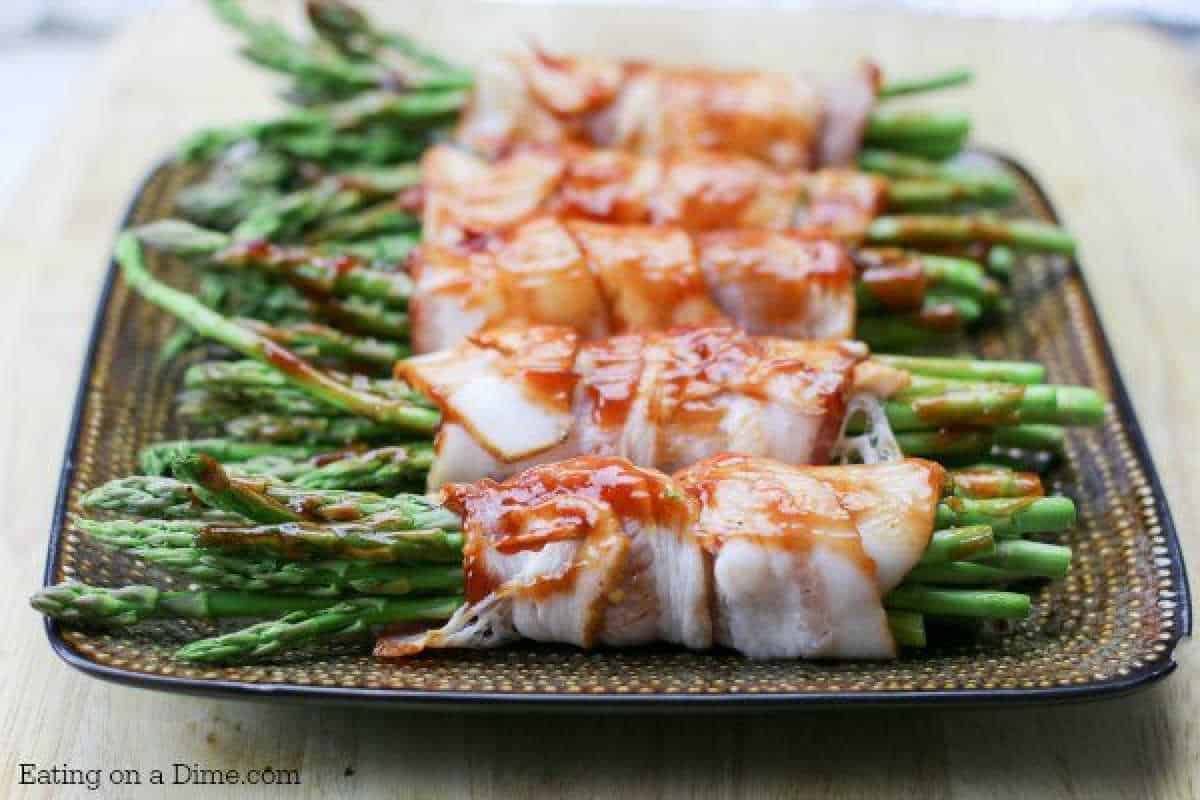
<box><xmin>1</xmin><ymin>2</ymin><xmax>1197</xmax><ymax>798</ymax></box>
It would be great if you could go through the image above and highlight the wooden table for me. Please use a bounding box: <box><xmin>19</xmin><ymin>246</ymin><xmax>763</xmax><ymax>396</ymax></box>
<box><xmin>2</xmin><ymin>2</ymin><xmax>1197</xmax><ymax>797</ymax></box>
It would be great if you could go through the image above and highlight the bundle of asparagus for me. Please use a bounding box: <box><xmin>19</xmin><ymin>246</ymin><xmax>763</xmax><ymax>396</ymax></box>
<box><xmin>35</xmin><ymin>453</ymin><xmax>1072</xmax><ymax>663</ymax></box>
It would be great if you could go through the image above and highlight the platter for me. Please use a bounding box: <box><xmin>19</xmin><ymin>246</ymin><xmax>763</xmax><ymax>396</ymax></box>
<box><xmin>41</xmin><ymin>150</ymin><xmax>1190</xmax><ymax>708</ymax></box>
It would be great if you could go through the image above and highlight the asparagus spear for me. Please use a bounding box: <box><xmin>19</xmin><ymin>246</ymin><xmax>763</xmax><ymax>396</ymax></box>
<box><xmin>173</xmin><ymin>144</ymin><xmax>295</xmax><ymax>228</ymax></box>
<box><xmin>185</xmin><ymin>358</ymin><xmax>428</xmax><ymax>403</ymax></box>
<box><xmin>219</xmin><ymin>413</ymin><xmax>398</xmax><ymax>446</ymax></box>
<box><xmin>885</xmin><ymin>609</ymin><xmax>926</xmax><ymax>647</ymax></box>
<box><xmin>935</xmin><ymin>496</ymin><xmax>1075</xmax><ymax>538</ymax></box>
<box><xmin>179</xmin><ymin>90</ymin><xmax>463</xmax><ymax>166</ymax></box>
<box><xmin>987</xmin><ymin>245</ymin><xmax>1017</xmax><ymax>281</ymax></box>
<box><xmin>907</xmin><ymin>540</ymin><xmax>1072</xmax><ymax>583</ymax></box>
<box><xmin>878</xmin><ymin>69</ymin><xmax>972</xmax><ymax>99</ymax></box>
<box><xmin>946</xmin><ymin>466</ymin><xmax>1043</xmax><ymax>499</ymax></box>
<box><xmin>874</xmin><ymin>354</ymin><xmax>1046</xmax><ymax>385</ymax></box>
<box><xmin>885</xmin><ymin>381</ymin><xmax>1105</xmax><ymax>429</ymax></box>
<box><xmin>865</xmin><ymin>111</ymin><xmax>970</xmax><ymax>144</ymax></box>
<box><xmin>306</xmin><ymin>0</ymin><xmax>472</xmax><ymax>84</ymax></box>
<box><xmin>867</xmin><ymin>215</ymin><xmax>1076</xmax><ymax>255</ymax></box>
<box><xmin>82</xmin><ymin>473</ymin><xmax>456</xmax><ymax>527</ymax></box>
<box><xmin>315</xmin><ymin>233</ymin><xmax>419</xmax><ymax>265</ymax></box>
<box><xmin>198</xmin><ymin>521</ymin><xmax>466</xmax><ymax>563</ymax></box>
<box><xmin>236</xmin><ymin>320</ymin><xmax>408</xmax><ymax>371</ymax></box>
<box><xmin>117</xmin><ymin>233</ymin><xmax>437</xmax><ymax>432</ymax></box>
<box><xmin>140</xmin><ymin>439</ymin><xmax>326</xmax><ymax>476</ymax></box>
<box><xmin>178</xmin><ymin>387</ymin><xmax>343</xmax><ymax>422</ymax></box>
<box><xmin>895</xmin><ymin>427</ymin><xmax>1065</xmax><ymax>464</ymax></box>
<box><xmin>77</xmin><ymin>514</ymin><xmax>465</xmax><ymax>563</ymax></box>
<box><xmin>77</xmin><ymin>518</ymin><xmax>209</xmax><ymax>550</ymax></box>
<box><xmin>33</xmin><ymin>583</ymin><xmax>349</xmax><ymax>624</ymax></box>
<box><xmin>120</xmin><ymin>545</ymin><xmax>463</xmax><ymax>596</ymax></box>
<box><xmin>234</xmin><ymin>444</ymin><xmax>434</xmax><ymax>491</ymax></box>
<box><xmin>142</xmin><ymin>441</ymin><xmax>432</xmax><ymax>492</ymax></box>
<box><xmin>233</xmin><ymin>169</ymin><xmax>421</xmax><ymax>243</ymax></box>
<box><xmin>888</xmin><ymin>179</ymin><xmax>1014</xmax><ymax>210</ymax></box>
<box><xmin>136</xmin><ymin>220</ymin><xmax>413</xmax><ymax>307</ymax></box>
<box><xmin>176</xmin><ymin>596</ymin><xmax>462</xmax><ymax>663</ymax></box>
<box><xmin>209</xmin><ymin>0</ymin><xmax>384</xmax><ymax>100</ymax></box>
<box><xmin>213</xmin><ymin>0</ymin><xmax>470</xmax><ymax>102</ymax></box>
<box><xmin>856</xmin><ymin>250</ymin><xmax>1001</xmax><ymax>313</ymax></box>
<box><xmin>33</xmin><ymin>582</ymin><xmax>458</xmax><ymax>626</ymax></box>
<box><xmin>859</xmin><ymin>149</ymin><xmax>1017</xmax><ymax>203</ymax></box>
<box><xmin>883</xmin><ymin>585</ymin><xmax>1031</xmax><ymax>619</ymax></box>
<box><xmin>81</xmin><ymin>478</ymin><xmax>236</xmax><ymax>521</ymax></box>
<box><xmin>171</xmin><ymin>454</ymin><xmax>303</xmax><ymax>524</ymax></box>
<box><xmin>916</xmin><ymin>525</ymin><xmax>997</xmax><ymax>565</ymax></box>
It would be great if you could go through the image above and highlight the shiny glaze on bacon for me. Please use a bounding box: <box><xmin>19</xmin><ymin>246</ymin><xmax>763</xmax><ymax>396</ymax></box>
<box><xmin>796</xmin><ymin>169</ymin><xmax>891</xmax><ymax>243</ymax></box>
<box><xmin>675</xmin><ymin>454</ymin><xmax>941</xmax><ymax>658</ymax></box>
<box><xmin>408</xmin><ymin>217</ymin><xmax>610</xmax><ymax>354</ymax></box>
<box><xmin>374</xmin><ymin>456</ymin><xmax>711</xmax><ymax>655</ymax></box>
<box><xmin>399</xmin><ymin>324</ymin><xmax>869</xmax><ymax>488</ymax></box>
<box><xmin>409</xmin><ymin>214</ymin><xmax>856</xmax><ymax>353</ymax></box>
<box><xmin>854</xmin><ymin>248</ymin><xmax>929</xmax><ymax>311</ymax></box>
<box><xmin>421</xmin><ymin>144</ymin><xmax>886</xmax><ymax>243</ymax></box>
<box><xmin>375</xmin><ymin>454</ymin><xmax>942</xmax><ymax>660</ymax></box>
<box><xmin>695</xmin><ymin>231</ymin><xmax>856</xmax><ymax>339</ymax></box>
<box><xmin>576</xmin><ymin>329</ymin><xmax>867</xmax><ymax>474</ymax></box>
<box><xmin>567</xmin><ymin>221</ymin><xmax>727</xmax><ymax>331</ymax></box>
<box><xmin>457</xmin><ymin>53</ymin><xmax>879</xmax><ymax>170</ymax></box>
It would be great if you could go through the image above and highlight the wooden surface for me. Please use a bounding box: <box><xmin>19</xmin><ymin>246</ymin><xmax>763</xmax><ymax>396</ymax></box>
<box><xmin>2</xmin><ymin>2</ymin><xmax>1198</xmax><ymax>797</ymax></box>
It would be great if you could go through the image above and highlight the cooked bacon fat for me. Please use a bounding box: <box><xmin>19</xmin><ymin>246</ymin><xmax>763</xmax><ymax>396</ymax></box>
<box><xmin>456</xmin><ymin>54</ymin><xmax>879</xmax><ymax>169</ymax></box>
<box><xmin>399</xmin><ymin>325</ymin><xmax>870</xmax><ymax>489</ymax></box>
<box><xmin>375</xmin><ymin>455</ymin><xmax>942</xmax><ymax>660</ymax></box>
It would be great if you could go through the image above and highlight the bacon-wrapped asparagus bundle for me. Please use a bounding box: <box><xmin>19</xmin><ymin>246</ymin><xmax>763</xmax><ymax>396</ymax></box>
<box><xmin>39</xmin><ymin>453</ymin><xmax>1072</xmax><ymax>662</ymax></box>
<box><xmin>461</xmin><ymin>51</ymin><xmax>883</xmax><ymax>170</ymax></box>
<box><xmin>400</xmin><ymin>324</ymin><xmax>1103</xmax><ymax>489</ymax></box>
<box><xmin>421</xmin><ymin>144</ymin><xmax>1041</xmax><ymax>247</ymax></box>
<box><xmin>383</xmin><ymin>455</ymin><xmax>952</xmax><ymax>659</ymax></box>
<box><xmin>200</xmin><ymin>0</ymin><xmax>972</xmax><ymax>168</ymax></box>
<box><xmin>410</xmin><ymin>212</ymin><xmax>1014</xmax><ymax>353</ymax></box>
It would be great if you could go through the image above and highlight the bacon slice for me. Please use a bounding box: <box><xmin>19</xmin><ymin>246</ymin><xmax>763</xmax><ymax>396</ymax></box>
<box><xmin>374</xmin><ymin>456</ymin><xmax>712</xmax><ymax>657</ymax></box>
<box><xmin>801</xmin><ymin>460</ymin><xmax>944</xmax><ymax>591</ymax></box>
<box><xmin>565</xmin><ymin>221</ymin><xmax>727</xmax><ymax>332</ymax></box>
<box><xmin>375</xmin><ymin>454</ymin><xmax>942</xmax><ymax>660</ymax></box>
<box><xmin>457</xmin><ymin>54</ymin><xmax>879</xmax><ymax>169</ymax></box>
<box><xmin>696</xmin><ymin>231</ymin><xmax>856</xmax><ymax>339</ymax></box>
<box><xmin>795</xmin><ymin>169</ymin><xmax>891</xmax><ymax>242</ymax></box>
<box><xmin>421</xmin><ymin>146</ymin><xmax>565</xmax><ymax>247</ymax></box>
<box><xmin>409</xmin><ymin>215</ymin><xmax>856</xmax><ymax>352</ymax></box>
<box><xmin>401</xmin><ymin>326</ymin><xmax>581</xmax><ymax>485</ymax></box>
<box><xmin>815</xmin><ymin>64</ymin><xmax>883</xmax><ymax>168</ymax></box>
<box><xmin>609</xmin><ymin>67</ymin><xmax>826</xmax><ymax>170</ymax></box>
<box><xmin>676</xmin><ymin>454</ymin><xmax>940</xmax><ymax>658</ymax></box>
<box><xmin>423</xmin><ymin>144</ymin><xmax>806</xmax><ymax>236</ymax></box>
<box><xmin>575</xmin><ymin>329</ymin><xmax>867</xmax><ymax>474</ymax></box>
<box><xmin>408</xmin><ymin>216</ymin><xmax>610</xmax><ymax>354</ymax></box>
<box><xmin>401</xmin><ymin>325</ymin><xmax>869</xmax><ymax>489</ymax></box>
<box><xmin>647</xmin><ymin>149</ymin><xmax>803</xmax><ymax>230</ymax></box>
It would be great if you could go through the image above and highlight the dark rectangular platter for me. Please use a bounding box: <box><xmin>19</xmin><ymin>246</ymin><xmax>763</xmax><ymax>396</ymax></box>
<box><xmin>42</xmin><ymin>151</ymin><xmax>1190</xmax><ymax>709</ymax></box>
